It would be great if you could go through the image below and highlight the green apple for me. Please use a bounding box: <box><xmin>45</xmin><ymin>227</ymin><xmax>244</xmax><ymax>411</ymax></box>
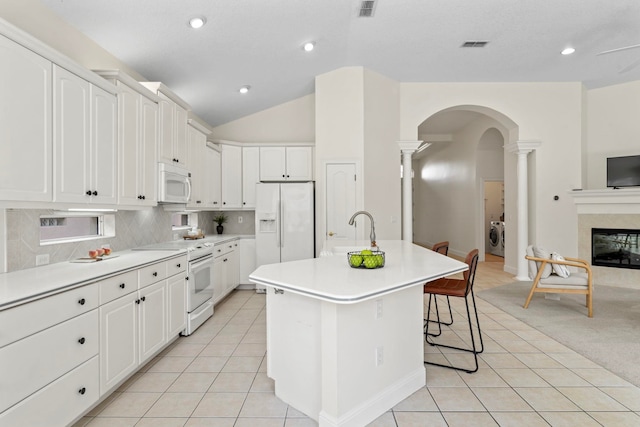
<box><xmin>363</xmin><ymin>256</ymin><xmax>378</xmax><ymax>269</ymax></box>
<box><xmin>374</xmin><ymin>254</ymin><xmax>384</xmax><ymax>267</ymax></box>
<box><xmin>350</xmin><ymin>254</ymin><xmax>363</xmax><ymax>267</ymax></box>
<box><xmin>360</xmin><ymin>249</ymin><xmax>373</xmax><ymax>256</ymax></box>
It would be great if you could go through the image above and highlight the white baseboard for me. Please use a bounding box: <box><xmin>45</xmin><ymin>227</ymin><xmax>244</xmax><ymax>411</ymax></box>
<box><xmin>317</xmin><ymin>366</ymin><xmax>425</xmax><ymax>427</ymax></box>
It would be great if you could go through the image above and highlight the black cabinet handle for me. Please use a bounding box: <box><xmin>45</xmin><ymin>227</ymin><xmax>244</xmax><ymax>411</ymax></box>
<box><xmin>282</xmin><ymin>174</ymin><xmax>285</xmax><ymax>177</ymax></box>
<box><xmin>223</xmin><ymin>202</ymin><xmax>226</xmax><ymax>205</ymax></box>
<box><xmin>138</xmin><ymin>195</ymin><xmax>143</xmax><ymax>199</ymax></box>
<box><xmin>92</xmin><ymin>191</ymin><xmax>98</xmax><ymax>196</ymax></box>
<box><xmin>176</xmin><ymin>264</ymin><xmax>181</xmax><ymax>268</ymax></box>
<box><xmin>136</xmin><ymin>299</ymin><xmax>141</xmax><ymax>304</ymax></box>
<box><xmin>142</xmin><ymin>195</ymin><xmax>146</xmax><ymax>200</ymax></box>
<box><xmin>86</xmin><ymin>190</ymin><xmax>92</xmax><ymax>196</ymax></box>
<box><xmin>78</xmin><ymin>387</ymin><xmax>86</xmax><ymax>395</ymax></box>
<box><xmin>152</xmin><ymin>272</ymin><xmax>158</xmax><ymax>277</ymax></box>
<box><xmin>223</xmin><ymin>258</ymin><xmax>228</xmax><ymax>262</ymax></box>
<box><xmin>78</xmin><ymin>298</ymin><xmax>85</xmax><ymax>305</ymax></box>
<box><xmin>78</xmin><ymin>337</ymin><xmax>86</xmax><ymax>345</ymax></box>
<box><xmin>119</xmin><ymin>283</ymin><xmax>125</xmax><ymax>289</ymax></box>
<box><xmin>141</xmin><ymin>296</ymin><xmax>146</xmax><ymax>302</ymax></box>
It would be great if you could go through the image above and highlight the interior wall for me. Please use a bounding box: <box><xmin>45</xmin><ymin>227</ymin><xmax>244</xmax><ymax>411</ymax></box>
<box><xmin>400</xmin><ymin>82</ymin><xmax>583</xmax><ymax>266</ymax></box>
<box><xmin>315</xmin><ymin>67</ymin><xmax>366</xmax><ymax>254</ymax></box>
<box><xmin>210</xmin><ymin>94</ymin><xmax>315</xmax><ymax>142</ymax></box>
<box><xmin>363</xmin><ymin>69</ymin><xmax>401</xmax><ymax>240</ymax></box>
<box><xmin>586</xmin><ymin>80</ymin><xmax>640</xmax><ymax>189</ymax></box>
<box><xmin>0</xmin><ymin>0</ymin><xmax>145</xmax><ymax>81</ymax></box>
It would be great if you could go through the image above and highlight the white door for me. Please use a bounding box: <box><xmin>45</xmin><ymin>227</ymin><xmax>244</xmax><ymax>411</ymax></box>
<box><xmin>326</xmin><ymin>163</ymin><xmax>357</xmax><ymax>241</ymax></box>
<box><xmin>280</xmin><ymin>182</ymin><xmax>314</xmax><ymax>262</ymax></box>
<box><xmin>285</xmin><ymin>147</ymin><xmax>313</xmax><ymax>181</ymax></box>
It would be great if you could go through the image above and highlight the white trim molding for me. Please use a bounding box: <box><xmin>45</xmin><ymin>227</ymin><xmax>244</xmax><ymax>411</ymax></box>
<box><xmin>398</xmin><ymin>141</ymin><xmax>423</xmax><ymax>241</ymax></box>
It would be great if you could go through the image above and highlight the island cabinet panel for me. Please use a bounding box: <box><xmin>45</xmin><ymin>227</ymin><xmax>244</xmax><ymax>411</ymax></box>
<box><xmin>0</xmin><ymin>34</ymin><xmax>52</xmax><ymax>202</ymax></box>
<box><xmin>265</xmin><ymin>285</ymin><xmax>425</xmax><ymax>426</ymax></box>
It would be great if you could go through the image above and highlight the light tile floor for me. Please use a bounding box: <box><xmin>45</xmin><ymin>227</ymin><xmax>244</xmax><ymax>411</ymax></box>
<box><xmin>74</xmin><ymin>261</ymin><xmax>640</xmax><ymax>427</ymax></box>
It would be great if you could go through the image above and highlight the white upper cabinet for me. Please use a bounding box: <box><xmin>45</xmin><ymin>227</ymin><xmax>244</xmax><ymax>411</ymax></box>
<box><xmin>141</xmin><ymin>83</ymin><xmax>190</xmax><ymax>168</ymax></box>
<box><xmin>205</xmin><ymin>144</ymin><xmax>221</xmax><ymax>208</ymax></box>
<box><xmin>221</xmin><ymin>144</ymin><xmax>243</xmax><ymax>209</ymax></box>
<box><xmin>0</xmin><ymin>34</ymin><xmax>52</xmax><ymax>202</ymax></box>
<box><xmin>242</xmin><ymin>147</ymin><xmax>260</xmax><ymax>208</ymax></box>
<box><xmin>53</xmin><ymin>66</ymin><xmax>117</xmax><ymax>204</ymax></box>
<box><xmin>97</xmin><ymin>71</ymin><xmax>159</xmax><ymax>207</ymax></box>
<box><xmin>259</xmin><ymin>146</ymin><xmax>313</xmax><ymax>182</ymax></box>
<box><xmin>186</xmin><ymin>122</ymin><xmax>209</xmax><ymax>208</ymax></box>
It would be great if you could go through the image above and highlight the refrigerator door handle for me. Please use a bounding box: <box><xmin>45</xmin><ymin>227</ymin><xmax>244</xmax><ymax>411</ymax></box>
<box><xmin>279</xmin><ymin>199</ymin><xmax>284</xmax><ymax>248</ymax></box>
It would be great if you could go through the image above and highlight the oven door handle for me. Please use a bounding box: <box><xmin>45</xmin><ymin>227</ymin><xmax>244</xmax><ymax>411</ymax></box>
<box><xmin>189</xmin><ymin>254</ymin><xmax>214</xmax><ymax>270</ymax></box>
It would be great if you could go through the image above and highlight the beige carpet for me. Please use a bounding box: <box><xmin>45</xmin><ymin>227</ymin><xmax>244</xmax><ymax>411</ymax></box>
<box><xmin>478</xmin><ymin>281</ymin><xmax>640</xmax><ymax>387</ymax></box>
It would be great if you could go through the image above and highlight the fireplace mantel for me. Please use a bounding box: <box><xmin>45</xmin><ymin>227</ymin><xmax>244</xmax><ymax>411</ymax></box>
<box><xmin>570</xmin><ymin>189</ymin><xmax>640</xmax><ymax>214</ymax></box>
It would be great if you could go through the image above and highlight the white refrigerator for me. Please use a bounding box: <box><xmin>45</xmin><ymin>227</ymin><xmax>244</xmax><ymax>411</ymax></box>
<box><xmin>255</xmin><ymin>182</ymin><xmax>315</xmax><ymax>292</ymax></box>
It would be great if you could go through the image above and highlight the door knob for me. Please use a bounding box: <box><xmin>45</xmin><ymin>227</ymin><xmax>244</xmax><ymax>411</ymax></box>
<box><xmin>328</xmin><ymin>231</ymin><xmax>335</xmax><ymax>237</ymax></box>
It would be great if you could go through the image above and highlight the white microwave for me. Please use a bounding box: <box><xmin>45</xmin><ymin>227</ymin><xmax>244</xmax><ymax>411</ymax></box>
<box><xmin>158</xmin><ymin>162</ymin><xmax>191</xmax><ymax>203</ymax></box>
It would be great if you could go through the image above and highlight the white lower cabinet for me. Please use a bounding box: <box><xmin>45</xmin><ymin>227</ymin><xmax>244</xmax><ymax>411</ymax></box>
<box><xmin>1</xmin><ymin>254</ymin><xmax>187</xmax><ymax>424</ymax></box>
<box><xmin>213</xmin><ymin>240</ymin><xmax>240</xmax><ymax>305</ymax></box>
<box><xmin>167</xmin><ymin>274</ymin><xmax>187</xmax><ymax>338</ymax></box>
<box><xmin>0</xmin><ymin>356</ymin><xmax>99</xmax><ymax>427</ymax></box>
<box><xmin>100</xmin><ymin>257</ymin><xmax>185</xmax><ymax>395</ymax></box>
<box><xmin>0</xmin><ymin>309</ymin><xmax>98</xmax><ymax>412</ymax></box>
<box><xmin>99</xmin><ymin>291</ymin><xmax>138</xmax><ymax>394</ymax></box>
<box><xmin>138</xmin><ymin>280</ymin><xmax>167</xmax><ymax>363</ymax></box>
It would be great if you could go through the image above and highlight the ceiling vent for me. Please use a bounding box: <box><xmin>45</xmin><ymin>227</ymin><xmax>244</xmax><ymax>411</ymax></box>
<box><xmin>358</xmin><ymin>0</ymin><xmax>376</xmax><ymax>17</ymax></box>
<box><xmin>461</xmin><ymin>41</ymin><xmax>489</xmax><ymax>48</ymax></box>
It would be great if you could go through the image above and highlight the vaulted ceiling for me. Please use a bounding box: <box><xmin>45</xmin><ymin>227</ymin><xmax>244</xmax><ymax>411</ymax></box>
<box><xmin>41</xmin><ymin>0</ymin><xmax>640</xmax><ymax>127</ymax></box>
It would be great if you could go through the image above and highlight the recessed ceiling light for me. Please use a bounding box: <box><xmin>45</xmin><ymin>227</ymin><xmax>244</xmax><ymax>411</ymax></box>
<box><xmin>239</xmin><ymin>85</ymin><xmax>251</xmax><ymax>94</ymax></box>
<box><xmin>188</xmin><ymin>17</ymin><xmax>206</xmax><ymax>29</ymax></box>
<box><xmin>561</xmin><ymin>47</ymin><xmax>576</xmax><ymax>55</ymax></box>
<box><xmin>303</xmin><ymin>42</ymin><xmax>315</xmax><ymax>52</ymax></box>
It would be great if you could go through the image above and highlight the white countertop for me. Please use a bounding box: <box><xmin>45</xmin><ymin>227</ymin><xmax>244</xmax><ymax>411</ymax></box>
<box><xmin>249</xmin><ymin>240</ymin><xmax>468</xmax><ymax>303</ymax></box>
<box><xmin>0</xmin><ymin>249</ymin><xmax>187</xmax><ymax>311</ymax></box>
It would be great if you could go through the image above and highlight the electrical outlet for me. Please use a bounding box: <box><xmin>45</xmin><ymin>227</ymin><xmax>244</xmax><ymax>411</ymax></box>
<box><xmin>36</xmin><ymin>254</ymin><xmax>49</xmax><ymax>266</ymax></box>
<box><xmin>375</xmin><ymin>346</ymin><xmax>384</xmax><ymax>366</ymax></box>
<box><xmin>376</xmin><ymin>299</ymin><xmax>383</xmax><ymax>319</ymax></box>
<box><xmin>238</xmin><ymin>216</ymin><xmax>243</xmax><ymax>224</ymax></box>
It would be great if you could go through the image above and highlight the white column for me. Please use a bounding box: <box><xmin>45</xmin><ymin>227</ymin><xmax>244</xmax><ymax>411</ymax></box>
<box><xmin>506</xmin><ymin>140</ymin><xmax>541</xmax><ymax>281</ymax></box>
<box><xmin>398</xmin><ymin>141</ymin><xmax>423</xmax><ymax>241</ymax></box>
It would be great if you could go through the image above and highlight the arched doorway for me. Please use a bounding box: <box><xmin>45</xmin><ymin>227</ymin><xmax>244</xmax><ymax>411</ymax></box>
<box><xmin>412</xmin><ymin>105</ymin><xmax>517</xmax><ymax>268</ymax></box>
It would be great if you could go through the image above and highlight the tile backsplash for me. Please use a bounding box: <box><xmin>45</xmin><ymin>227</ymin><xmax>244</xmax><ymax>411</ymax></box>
<box><xmin>6</xmin><ymin>208</ymin><xmax>255</xmax><ymax>272</ymax></box>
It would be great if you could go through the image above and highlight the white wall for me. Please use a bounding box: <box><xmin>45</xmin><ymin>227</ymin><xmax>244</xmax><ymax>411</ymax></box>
<box><xmin>586</xmin><ymin>81</ymin><xmax>640</xmax><ymax>189</ymax></box>
<box><xmin>401</xmin><ymin>83</ymin><xmax>584</xmax><ymax>267</ymax></box>
<box><xmin>210</xmin><ymin>94</ymin><xmax>315</xmax><ymax>142</ymax></box>
<box><xmin>413</xmin><ymin>116</ymin><xmax>506</xmax><ymax>259</ymax></box>
<box><xmin>315</xmin><ymin>67</ymin><xmax>366</xmax><ymax>253</ymax></box>
<box><xmin>362</xmin><ymin>69</ymin><xmax>401</xmax><ymax>240</ymax></box>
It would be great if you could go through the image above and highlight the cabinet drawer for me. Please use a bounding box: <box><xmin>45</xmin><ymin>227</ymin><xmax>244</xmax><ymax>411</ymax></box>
<box><xmin>0</xmin><ymin>310</ymin><xmax>98</xmax><ymax>412</ymax></box>
<box><xmin>99</xmin><ymin>270</ymin><xmax>138</xmax><ymax>304</ymax></box>
<box><xmin>0</xmin><ymin>356</ymin><xmax>99</xmax><ymax>427</ymax></box>
<box><xmin>214</xmin><ymin>240</ymin><xmax>238</xmax><ymax>257</ymax></box>
<box><xmin>167</xmin><ymin>255</ymin><xmax>187</xmax><ymax>278</ymax></box>
<box><xmin>138</xmin><ymin>261</ymin><xmax>167</xmax><ymax>288</ymax></box>
<box><xmin>0</xmin><ymin>283</ymin><xmax>98</xmax><ymax>348</ymax></box>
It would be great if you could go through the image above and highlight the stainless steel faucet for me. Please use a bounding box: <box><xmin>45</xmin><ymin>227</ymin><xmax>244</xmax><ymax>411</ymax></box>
<box><xmin>348</xmin><ymin>211</ymin><xmax>377</xmax><ymax>248</ymax></box>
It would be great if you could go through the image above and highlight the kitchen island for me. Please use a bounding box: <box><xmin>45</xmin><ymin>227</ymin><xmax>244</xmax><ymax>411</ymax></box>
<box><xmin>249</xmin><ymin>240</ymin><xmax>468</xmax><ymax>427</ymax></box>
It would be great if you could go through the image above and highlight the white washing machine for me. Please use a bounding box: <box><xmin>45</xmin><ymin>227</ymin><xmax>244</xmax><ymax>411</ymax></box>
<box><xmin>489</xmin><ymin>221</ymin><xmax>504</xmax><ymax>257</ymax></box>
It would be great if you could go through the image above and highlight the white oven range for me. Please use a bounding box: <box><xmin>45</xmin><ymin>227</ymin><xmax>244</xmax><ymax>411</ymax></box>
<box><xmin>183</xmin><ymin>242</ymin><xmax>214</xmax><ymax>335</ymax></box>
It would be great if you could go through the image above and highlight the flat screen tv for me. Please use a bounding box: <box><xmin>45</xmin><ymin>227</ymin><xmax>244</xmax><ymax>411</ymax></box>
<box><xmin>607</xmin><ymin>155</ymin><xmax>640</xmax><ymax>188</ymax></box>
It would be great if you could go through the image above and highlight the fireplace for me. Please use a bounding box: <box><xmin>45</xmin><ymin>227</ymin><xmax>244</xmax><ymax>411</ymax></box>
<box><xmin>592</xmin><ymin>228</ymin><xmax>640</xmax><ymax>269</ymax></box>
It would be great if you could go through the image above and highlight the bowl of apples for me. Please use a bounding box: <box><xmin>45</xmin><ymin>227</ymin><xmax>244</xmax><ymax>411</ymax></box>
<box><xmin>347</xmin><ymin>249</ymin><xmax>385</xmax><ymax>269</ymax></box>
